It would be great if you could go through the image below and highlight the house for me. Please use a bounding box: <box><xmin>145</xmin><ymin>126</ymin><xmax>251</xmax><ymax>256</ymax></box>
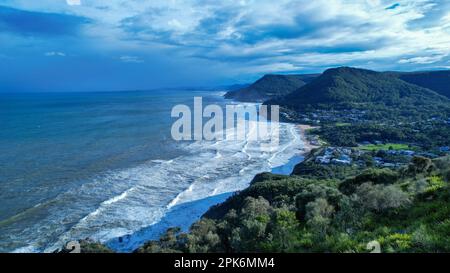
<box><xmin>342</xmin><ymin>148</ymin><xmax>352</xmax><ymax>155</ymax></box>
<box><xmin>338</xmin><ymin>154</ymin><xmax>351</xmax><ymax>162</ymax></box>
<box><xmin>332</xmin><ymin>158</ymin><xmax>352</xmax><ymax>165</ymax></box>
<box><xmin>399</xmin><ymin>150</ymin><xmax>415</xmax><ymax>156</ymax></box>
<box><xmin>373</xmin><ymin>157</ymin><xmax>383</xmax><ymax>165</ymax></box>
<box><xmin>440</xmin><ymin>146</ymin><xmax>450</xmax><ymax>152</ymax></box>
<box><xmin>315</xmin><ymin>156</ymin><xmax>331</xmax><ymax>164</ymax></box>
<box><xmin>324</xmin><ymin>147</ymin><xmax>334</xmax><ymax>156</ymax></box>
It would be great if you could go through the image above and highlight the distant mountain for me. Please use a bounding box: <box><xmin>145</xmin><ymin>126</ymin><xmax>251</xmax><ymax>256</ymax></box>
<box><xmin>223</xmin><ymin>83</ymin><xmax>251</xmax><ymax>91</ymax></box>
<box><xmin>269</xmin><ymin>67</ymin><xmax>449</xmax><ymax>112</ymax></box>
<box><xmin>224</xmin><ymin>74</ymin><xmax>318</xmax><ymax>102</ymax></box>
<box><xmin>387</xmin><ymin>70</ymin><xmax>450</xmax><ymax>99</ymax></box>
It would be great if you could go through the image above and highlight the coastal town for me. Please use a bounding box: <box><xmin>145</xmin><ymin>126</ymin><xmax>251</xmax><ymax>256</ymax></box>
<box><xmin>302</xmin><ymin>126</ymin><xmax>450</xmax><ymax>171</ymax></box>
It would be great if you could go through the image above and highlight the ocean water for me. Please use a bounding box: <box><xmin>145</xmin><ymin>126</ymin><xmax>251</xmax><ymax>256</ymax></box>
<box><xmin>0</xmin><ymin>90</ymin><xmax>304</xmax><ymax>253</ymax></box>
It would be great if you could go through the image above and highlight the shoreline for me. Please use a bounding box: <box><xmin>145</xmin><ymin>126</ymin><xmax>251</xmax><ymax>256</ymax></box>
<box><xmin>297</xmin><ymin>124</ymin><xmax>321</xmax><ymax>155</ymax></box>
<box><xmin>107</xmin><ymin>122</ymin><xmax>314</xmax><ymax>252</ymax></box>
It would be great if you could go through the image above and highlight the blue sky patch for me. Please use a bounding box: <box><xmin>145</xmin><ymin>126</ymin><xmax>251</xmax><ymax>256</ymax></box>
<box><xmin>0</xmin><ymin>5</ymin><xmax>89</xmax><ymax>36</ymax></box>
<box><xmin>0</xmin><ymin>0</ymin><xmax>449</xmax><ymax>92</ymax></box>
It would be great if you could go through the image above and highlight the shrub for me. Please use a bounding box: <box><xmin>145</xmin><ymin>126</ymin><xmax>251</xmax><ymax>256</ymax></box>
<box><xmin>333</xmin><ymin>195</ymin><xmax>365</xmax><ymax>230</ymax></box>
<box><xmin>356</xmin><ymin>183</ymin><xmax>410</xmax><ymax>213</ymax></box>
<box><xmin>425</xmin><ymin>175</ymin><xmax>446</xmax><ymax>193</ymax></box>
<box><xmin>378</xmin><ymin>233</ymin><xmax>412</xmax><ymax>253</ymax></box>
<box><xmin>205</xmin><ymin>177</ymin><xmax>313</xmax><ymax>219</ymax></box>
<box><xmin>263</xmin><ymin>209</ymin><xmax>300</xmax><ymax>252</ymax></box>
<box><xmin>186</xmin><ymin>219</ymin><xmax>221</xmax><ymax>253</ymax></box>
<box><xmin>407</xmin><ymin>178</ymin><xmax>428</xmax><ymax>195</ymax></box>
<box><xmin>445</xmin><ymin>169</ymin><xmax>450</xmax><ymax>183</ymax></box>
<box><xmin>411</xmin><ymin>225</ymin><xmax>435</xmax><ymax>251</ymax></box>
<box><xmin>74</xmin><ymin>239</ymin><xmax>114</xmax><ymax>253</ymax></box>
<box><xmin>325</xmin><ymin>233</ymin><xmax>362</xmax><ymax>253</ymax></box>
<box><xmin>295</xmin><ymin>184</ymin><xmax>343</xmax><ymax>220</ymax></box>
<box><xmin>137</xmin><ymin>227</ymin><xmax>183</xmax><ymax>253</ymax></box>
<box><xmin>227</xmin><ymin>197</ymin><xmax>273</xmax><ymax>252</ymax></box>
<box><xmin>432</xmin><ymin>156</ymin><xmax>450</xmax><ymax>171</ymax></box>
<box><xmin>406</xmin><ymin>156</ymin><xmax>434</xmax><ymax>176</ymax></box>
<box><xmin>339</xmin><ymin>168</ymin><xmax>399</xmax><ymax>194</ymax></box>
<box><xmin>305</xmin><ymin>198</ymin><xmax>335</xmax><ymax>236</ymax></box>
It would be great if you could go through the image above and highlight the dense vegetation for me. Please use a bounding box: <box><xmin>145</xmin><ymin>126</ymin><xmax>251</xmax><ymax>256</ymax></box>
<box><xmin>224</xmin><ymin>74</ymin><xmax>318</xmax><ymax>102</ymax></box>
<box><xmin>136</xmin><ymin>156</ymin><xmax>450</xmax><ymax>253</ymax></box>
<box><xmin>56</xmin><ymin>239</ymin><xmax>114</xmax><ymax>253</ymax></box>
<box><xmin>390</xmin><ymin>70</ymin><xmax>450</xmax><ymax>99</ymax></box>
<box><xmin>291</xmin><ymin>149</ymin><xmax>364</xmax><ymax>180</ymax></box>
<box><xmin>226</xmin><ymin>69</ymin><xmax>450</xmax><ymax>104</ymax></box>
<box><xmin>133</xmin><ymin>67</ymin><xmax>450</xmax><ymax>254</ymax></box>
<box><xmin>313</xmin><ymin>123</ymin><xmax>450</xmax><ymax>149</ymax></box>
<box><xmin>262</xmin><ymin>67</ymin><xmax>450</xmax><ymax>150</ymax></box>
<box><xmin>268</xmin><ymin>67</ymin><xmax>450</xmax><ymax>121</ymax></box>
<box><xmin>76</xmin><ymin>67</ymin><xmax>450</xmax><ymax>253</ymax></box>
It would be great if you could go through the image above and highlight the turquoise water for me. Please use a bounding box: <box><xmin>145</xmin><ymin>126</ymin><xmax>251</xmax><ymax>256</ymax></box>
<box><xmin>0</xmin><ymin>90</ymin><xmax>304</xmax><ymax>252</ymax></box>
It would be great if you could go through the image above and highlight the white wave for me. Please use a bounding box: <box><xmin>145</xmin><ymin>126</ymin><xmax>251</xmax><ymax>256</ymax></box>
<box><xmin>214</xmin><ymin>151</ymin><xmax>222</xmax><ymax>159</ymax></box>
<box><xmin>215</xmin><ymin>91</ymin><xmax>228</xmax><ymax>97</ymax></box>
<box><xmin>268</xmin><ymin>124</ymin><xmax>301</xmax><ymax>168</ymax></box>
<box><xmin>166</xmin><ymin>184</ymin><xmax>194</xmax><ymax>209</ymax></box>
<box><xmin>151</xmin><ymin>159</ymin><xmax>174</xmax><ymax>164</ymax></box>
<box><xmin>12</xmin><ymin>245</ymin><xmax>39</xmax><ymax>253</ymax></box>
<box><xmin>7</xmin><ymin>105</ymin><xmax>304</xmax><ymax>253</ymax></box>
<box><xmin>79</xmin><ymin>187</ymin><xmax>137</xmax><ymax>220</ymax></box>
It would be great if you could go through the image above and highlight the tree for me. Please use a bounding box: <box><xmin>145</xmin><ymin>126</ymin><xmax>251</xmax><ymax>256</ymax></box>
<box><xmin>295</xmin><ymin>184</ymin><xmax>343</xmax><ymax>221</ymax></box>
<box><xmin>355</xmin><ymin>183</ymin><xmax>410</xmax><ymax>213</ymax></box>
<box><xmin>407</xmin><ymin>156</ymin><xmax>434</xmax><ymax>176</ymax></box>
<box><xmin>339</xmin><ymin>168</ymin><xmax>399</xmax><ymax>194</ymax></box>
<box><xmin>186</xmin><ymin>219</ymin><xmax>221</xmax><ymax>253</ymax></box>
<box><xmin>305</xmin><ymin>198</ymin><xmax>335</xmax><ymax>236</ymax></box>
<box><xmin>334</xmin><ymin>195</ymin><xmax>365</xmax><ymax>231</ymax></box>
<box><xmin>266</xmin><ymin>209</ymin><xmax>300</xmax><ymax>252</ymax></box>
<box><xmin>228</xmin><ymin>197</ymin><xmax>272</xmax><ymax>252</ymax></box>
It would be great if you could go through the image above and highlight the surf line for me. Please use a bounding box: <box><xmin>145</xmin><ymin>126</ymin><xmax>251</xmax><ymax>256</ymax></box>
<box><xmin>170</xmin><ymin>97</ymin><xmax>281</xmax><ymax>149</ymax></box>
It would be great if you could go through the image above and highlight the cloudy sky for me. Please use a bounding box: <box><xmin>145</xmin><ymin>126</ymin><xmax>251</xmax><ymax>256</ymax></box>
<box><xmin>0</xmin><ymin>0</ymin><xmax>449</xmax><ymax>91</ymax></box>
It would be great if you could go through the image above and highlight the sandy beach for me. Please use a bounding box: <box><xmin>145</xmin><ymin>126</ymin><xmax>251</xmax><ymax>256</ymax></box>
<box><xmin>297</xmin><ymin>124</ymin><xmax>321</xmax><ymax>155</ymax></box>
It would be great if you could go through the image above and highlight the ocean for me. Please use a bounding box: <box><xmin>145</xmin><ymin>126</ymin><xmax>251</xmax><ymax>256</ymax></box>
<box><xmin>0</xmin><ymin>90</ymin><xmax>304</xmax><ymax>252</ymax></box>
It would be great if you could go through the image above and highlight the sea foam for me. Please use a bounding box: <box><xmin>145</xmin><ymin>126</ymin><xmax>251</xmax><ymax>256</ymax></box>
<box><xmin>7</xmin><ymin>105</ymin><xmax>303</xmax><ymax>253</ymax></box>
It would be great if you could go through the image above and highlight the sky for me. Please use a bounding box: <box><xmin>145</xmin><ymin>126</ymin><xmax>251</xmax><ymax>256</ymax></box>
<box><xmin>0</xmin><ymin>0</ymin><xmax>449</xmax><ymax>92</ymax></box>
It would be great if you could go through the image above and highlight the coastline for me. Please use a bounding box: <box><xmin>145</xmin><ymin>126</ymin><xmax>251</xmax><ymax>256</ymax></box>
<box><xmin>271</xmin><ymin>124</ymin><xmax>319</xmax><ymax>175</ymax></box>
<box><xmin>297</xmin><ymin>124</ymin><xmax>321</xmax><ymax>154</ymax></box>
<box><xmin>107</xmin><ymin>122</ymin><xmax>314</xmax><ymax>252</ymax></box>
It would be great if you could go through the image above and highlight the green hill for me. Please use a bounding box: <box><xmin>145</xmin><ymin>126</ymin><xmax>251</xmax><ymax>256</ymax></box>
<box><xmin>388</xmin><ymin>70</ymin><xmax>450</xmax><ymax>99</ymax></box>
<box><xmin>225</xmin><ymin>74</ymin><xmax>318</xmax><ymax>102</ymax></box>
<box><xmin>136</xmin><ymin>156</ymin><xmax>450</xmax><ymax>253</ymax></box>
<box><xmin>268</xmin><ymin>67</ymin><xmax>450</xmax><ymax>120</ymax></box>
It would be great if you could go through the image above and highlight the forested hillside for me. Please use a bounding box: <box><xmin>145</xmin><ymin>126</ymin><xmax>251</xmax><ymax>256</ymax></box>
<box><xmin>269</xmin><ymin>67</ymin><xmax>449</xmax><ymax>116</ymax></box>
<box><xmin>224</xmin><ymin>74</ymin><xmax>318</xmax><ymax>102</ymax></box>
<box><xmin>389</xmin><ymin>70</ymin><xmax>450</xmax><ymax>99</ymax></box>
<box><xmin>136</xmin><ymin>155</ymin><xmax>450</xmax><ymax>253</ymax></box>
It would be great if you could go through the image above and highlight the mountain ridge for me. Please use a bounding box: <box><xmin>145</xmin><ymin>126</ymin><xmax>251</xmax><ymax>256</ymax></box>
<box><xmin>224</xmin><ymin>73</ymin><xmax>318</xmax><ymax>102</ymax></box>
<box><xmin>387</xmin><ymin>70</ymin><xmax>450</xmax><ymax>98</ymax></box>
<box><xmin>266</xmin><ymin>67</ymin><xmax>450</xmax><ymax>120</ymax></box>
